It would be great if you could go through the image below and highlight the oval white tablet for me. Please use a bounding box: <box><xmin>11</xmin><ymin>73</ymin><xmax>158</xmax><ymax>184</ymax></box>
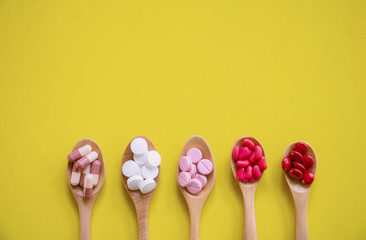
<box><xmin>141</xmin><ymin>165</ymin><xmax>159</xmax><ymax>179</ymax></box>
<box><xmin>131</xmin><ymin>138</ymin><xmax>148</xmax><ymax>155</ymax></box>
<box><xmin>127</xmin><ymin>175</ymin><xmax>144</xmax><ymax>191</ymax></box>
<box><xmin>122</xmin><ymin>160</ymin><xmax>141</xmax><ymax>177</ymax></box>
<box><xmin>146</xmin><ymin>150</ymin><xmax>161</xmax><ymax>168</ymax></box>
<box><xmin>134</xmin><ymin>152</ymin><xmax>147</xmax><ymax>166</ymax></box>
<box><xmin>139</xmin><ymin>178</ymin><xmax>156</xmax><ymax>194</ymax></box>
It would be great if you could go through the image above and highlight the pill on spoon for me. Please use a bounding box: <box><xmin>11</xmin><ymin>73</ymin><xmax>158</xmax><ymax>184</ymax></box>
<box><xmin>187</xmin><ymin>148</ymin><xmax>202</xmax><ymax>163</ymax></box>
<box><xmin>70</xmin><ymin>162</ymin><xmax>82</xmax><ymax>186</ymax></box>
<box><xmin>139</xmin><ymin>178</ymin><xmax>156</xmax><ymax>194</ymax></box>
<box><xmin>127</xmin><ymin>175</ymin><xmax>144</xmax><ymax>190</ymax></box>
<box><xmin>68</xmin><ymin>144</ymin><xmax>92</xmax><ymax>162</ymax></box>
<box><xmin>194</xmin><ymin>174</ymin><xmax>207</xmax><ymax>187</ymax></box>
<box><xmin>141</xmin><ymin>165</ymin><xmax>159</xmax><ymax>179</ymax></box>
<box><xmin>134</xmin><ymin>152</ymin><xmax>147</xmax><ymax>165</ymax></box>
<box><xmin>146</xmin><ymin>150</ymin><xmax>161</xmax><ymax>168</ymax></box>
<box><xmin>189</xmin><ymin>164</ymin><xmax>197</xmax><ymax>177</ymax></box>
<box><xmin>243</xmin><ymin>139</ymin><xmax>255</xmax><ymax>150</ymax></box>
<box><xmin>79</xmin><ymin>164</ymin><xmax>90</xmax><ymax>187</ymax></box>
<box><xmin>179</xmin><ymin>156</ymin><xmax>192</xmax><ymax>172</ymax></box>
<box><xmin>76</xmin><ymin>151</ymin><xmax>98</xmax><ymax>169</ymax></box>
<box><xmin>122</xmin><ymin>160</ymin><xmax>141</xmax><ymax>177</ymax></box>
<box><xmin>90</xmin><ymin>160</ymin><xmax>101</xmax><ymax>186</ymax></box>
<box><xmin>254</xmin><ymin>145</ymin><xmax>263</xmax><ymax>159</ymax></box>
<box><xmin>131</xmin><ymin>138</ymin><xmax>148</xmax><ymax>155</ymax></box>
<box><xmin>232</xmin><ymin>146</ymin><xmax>240</xmax><ymax>160</ymax></box>
<box><xmin>83</xmin><ymin>174</ymin><xmax>94</xmax><ymax>197</ymax></box>
<box><xmin>197</xmin><ymin>159</ymin><xmax>213</xmax><ymax>175</ymax></box>
<box><xmin>187</xmin><ymin>178</ymin><xmax>203</xmax><ymax>194</ymax></box>
<box><xmin>178</xmin><ymin>172</ymin><xmax>191</xmax><ymax>187</ymax></box>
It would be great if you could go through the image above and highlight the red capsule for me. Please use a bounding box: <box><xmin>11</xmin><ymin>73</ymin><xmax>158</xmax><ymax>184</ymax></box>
<box><xmin>242</xmin><ymin>172</ymin><xmax>249</xmax><ymax>182</ymax></box>
<box><xmin>288</xmin><ymin>168</ymin><xmax>303</xmax><ymax>179</ymax></box>
<box><xmin>302</xmin><ymin>154</ymin><xmax>314</xmax><ymax>169</ymax></box>
<box><xmin>246</xmin><ymin>165</ymin><xmax>253</xmax><ymax>179</ymax></box>
<box><xmin>243</xmin><ymin>139</ymin><xmax>255</xmax><ymax>150</ymax></box>
<box><xmin>249</xmin><ymin>151</ymin><xmax>256</xmax><ymax>163</ymax></box>
<box><xmin>232</xmin><ymin>146</ymin><xmax>240</xmax><ymax>160</ymax></box>
<box><xmin>237</xmin><ymin>160</ymin><xmax>250</xmax><ymax>168</ymax></box>
<box><xmin>258</xmin><ymin>156</ymin><xmax>267</xmax><ymax>171</ymax></box>
<box><xmin>238</xmin><ymin>147</ymin><xmax>251</xmax><ymax>160</ymax></box>
<box><xmin>282</xmin><ymin>156</ymin><xmax>291</xmax><ymax>171</ymax></box>
<box><xmin>253</xmin><ymin>165</ymin><xmax>262</xmax><ymax>179</ymax></box>
<box><xmin>292</xmin><ymin>162</ymin><xmax>305</xmax><ymax>173</ymax></box>
<box><xmin>289</xmin><ymin>151</ymin><xmax>303</xmax><ymax>162</ymax></box>
<box><xmin>249</xmin><ymin>177</ymin><xmax>255</xmax><ymax>182</ymax></box>
<box><xmin>293</xmin><ymin>142</ymin><xmax>308</xmax><ymax>155</ymax></box>
<box><xmin>254</xmin><ymin>145</ymin><xmax>263</xmax><ymax>159</ymax></box>
<box><xmin>237</xmin><ymin>168</ymin><xmax>245</xmax><ymax>181</ymax></box>
<box><xmin>302</xmin><ymin>170</ymin><xmax>315</xmax><ymax>185</ymax></box>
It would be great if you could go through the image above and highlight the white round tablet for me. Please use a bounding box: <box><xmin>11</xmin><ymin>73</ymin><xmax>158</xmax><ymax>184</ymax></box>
<box><xmin>146</xmin><ymin>150</ymin><xmax>161</xmax><ymax>168</ymax></box>
<box><xmin>122</xmin><ymin>160</ymin><xmax>141</xmax><ymax>177</ymax></box>
<box><xmin>127</xmin><ymin>175</ymin><xmax>144</xmax><ymax>191</ymax></box>
<box><xmin>134</xmin><ymin>152</ymin><xmax>147</xmax><ymax>166</ymax></box>
<box><xmin>141</xmin><ymin>165</ymin><xmax>159</xmax><ymax>179</ymax></box>
<box><xmin>131</xmin><ymin>138</ymin><xmax>148</xmax><ymax>155</ymax></box>
<box><xmin>139</xmin><ymin>178</ymin><xmax>156</xmax><ymax>194</ymax></box>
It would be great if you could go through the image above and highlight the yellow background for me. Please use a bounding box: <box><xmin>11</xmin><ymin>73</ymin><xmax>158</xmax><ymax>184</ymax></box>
<box><xmin>0</xmin><ymin>0</ymin><xmax>365</xmax><ymax>239</ymax></box>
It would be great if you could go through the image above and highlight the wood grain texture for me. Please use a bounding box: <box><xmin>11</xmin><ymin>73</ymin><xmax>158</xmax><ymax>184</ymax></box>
<box><xmin>231</xmin><ymin>136</ymin><xmax>266</xmax><ymax>240</ymax></box>
<box><xmin>283</xmin><ymin>142</ymin><xmax>317</xmax><ymax>240</ymax></box>
<box><xmin>177</xmin><ymin>135</ymin><xmax>216</xmax><ymax>240</ymax></box>
<box><xmin>66</xmin><ymin>138</ymin><xmax>106</xmax><ymax>240</ymax></box>
<box><xmin>121</xmin><ymin>136</ymin><xmax>160</xmax><ymax>240</ymax></box>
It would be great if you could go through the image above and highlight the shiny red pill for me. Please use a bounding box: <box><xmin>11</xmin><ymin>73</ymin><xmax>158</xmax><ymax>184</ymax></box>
<box><xmin>253</xmin><ymin>165</ymin><xmax>262</xmax><ymax>179</ymax></box>
<box><xmin>237</xmin><ymin>168</ymin><xmax>245</xmax><ymax>181</ymax></box>
<box><xmin>237</xmin><ymin>160</ymin><xmax>250</xmax><ymax>168</ymax></box>
<box><xmin>288</xmin><ymin>168</ymin><xmax>303</xmax><ymax>179</ymax></box>
<box><xmin>254</xmin><ymin>145</ymin><xmax>263</xmax><ymax>159</ymax></box>
<box><xmin>246</xmin><ymin>165</ymin><xmax>253</xmax><ymax>179</ymax></box>
<box><xmin>301</xmin><ymin>170</ymin><xmax>315</xmax><ymax>185</ymax></box>
<box><xmin>302</xmin><ymin>154</ymin><xmax>314</xmax><ymax>169</ymax></box>
<box><xmin>243</xmin><ymin>139</ymin><xmax>255</xmax><ymax>150</ymax></box>
<box><xmin>289</xmin><ymin>151</ymin><xmax>303</xmax><ymax>162</ymax></box>
<box><xmin>242</xmin><ymin>172</ymin><xmax>249</xmax><ymax>182</ymax></box>
<box><xmin>258</xmin><ymin>156</ymin><xmax>267</xmax><ymax>171</ymax></box>
<box><xmin>238</xmin><ymin>147</ymin><xmax>251</xmax><ymax>160</ymax></box>
<box><xmin>292</xmin><ymin>162</ymin><xmax>306</xmax><ymax>173</ymax></box>
<box><xmin>249</xmin><ymin>151</ymin><xmax>256</xmax><ymax>163</ymax></box>
<box><xmin>232</xmin><ymin>146</ymin><xmax>240</xmax><ymax>160</ymax></box>
<box><xmin>282</xmin><ymin>156</ymin><xmax>291</xmax><ymax>171</ymax></box>
<box><xmin>293</xmin><ymin>142</ymin><xmax>308</xmax><ymax>155</ymax></box>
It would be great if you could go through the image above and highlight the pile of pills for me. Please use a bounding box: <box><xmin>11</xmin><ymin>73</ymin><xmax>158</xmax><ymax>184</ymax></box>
<box><xmin>68</xmin><ymin>144</ymin><xmax>101</xmax><ymax>197</ymax></box>
<box><xmin>232</xmin><ymin>138</ymin><xmax>267</xmax><ymax>182</ymax></box>
<box><xmin>178</xmin><ymin>148</ymin><xmax>213</xmax><ymax>194</ymax></box>
<box><xmin>122</xmin><ymin>138</ymin><xmax>161</xmax><ymax>194</ymax></box>
<box><xmin>282</xmin><ymin>142</ymin><xmax>315</xmax><ymax>185</ymax></box>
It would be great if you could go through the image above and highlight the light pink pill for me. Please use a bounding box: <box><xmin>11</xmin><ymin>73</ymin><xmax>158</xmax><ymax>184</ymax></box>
<box><xmin>246</xmin><ymin>165</ymin><xmax>253</xmax><ymax>179</ymax></box>
<box><xmin>249</xmin><ymin>151</ymin><xmax>256</xmax><ymax>163</ymax></box>
<box><xmin>194</xmin><ymin>174</ymin><xmax>207</xmax><ymax>187</ymax></box>
<box><xmin>178</xmin><ymin>172</ymin><xmax>191</xmax><ymax>187</ymax></box>
<box><xmin>238</xmin><ymin>147</ymin><xmax>251</xmax><ymax>160</ymax></box>
<box><xmin>90</xmin><ymin>160</ymin><xmax>101</xmax><ymax>186</ymax></box>
<box><xmin>187</xmin><ymin>148</ymin><xmax>202</xmax><ymax>164</ymax></box>
<box><xmin>197</xmin><ymin>159</ymin><xmax>213</xmax><ymax>175</ymax></box>
<box><xmin>76</xmin><ymin>151</ymin><xmax>98</xmax><ymax>169</ymax></box>
<box><xmin>179</xmin><ymin>156</ymin><xmax>192</xmax><ymax>172</ymax></box>
<box><xmin>68</xmin><ymin>144</ymin><xmax>92</xmax><ymax>162</ymax></box>
<box><xmin>253</xmin><ymin>165</ymin><xmax>262</xmax><ymax>179</ymax></box>
<box><xmin>187</xmin><ymin>178</ymin><xmax>203</xmax><ymax>194</ymax></box>
<box><xmin>243</xmin><ymin>139</ymin><xmax>255</xmax><ymax>150</ymax></box>
<box><xmin>254</xmin><ymin>145</ymin><xmax>263</xmax><ymax>159</ymax></box>
<box><xmin>232</xmin><ymin>146</ymin><xmax>240</xmax><ymax>160</ymax></box>
<box><xmin>189</xmin><ymin>164</ymin><xmax>197</xmax><ymax>177</ymax></box>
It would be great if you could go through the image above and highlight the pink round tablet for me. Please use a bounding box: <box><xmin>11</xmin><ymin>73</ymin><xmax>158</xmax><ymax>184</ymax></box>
<box><xmin>194</xmin><ymin>174</ymin><xmax>207</xmax><ymax>187</ymax></box>
<box><xmin>179</xmin><ymin>156</ymin><xmax>192</xmax><ymax>172</ymax></box>
<box><xmin>197</xmin><ymin>159</ymin><xmax>213</xmax><ymax>175</ymax></box>
<box><xmin>189</xmin><ymin>164</ymin><xmax>197</xmax><ymax>177</ymax></box>
<box><xmin>187</xmin><ymin>148</ymin><xmax>202</xmax><ymax>164</ymax></box>
<box><xmin>178</xmin><ymin>172</ymin><xmax>191</xmax><ymax>187</ymax></box>
<box><xmin>187</xmin><ymin>178</ymin><xmax>203</xmax><ymax>194</ymax></box>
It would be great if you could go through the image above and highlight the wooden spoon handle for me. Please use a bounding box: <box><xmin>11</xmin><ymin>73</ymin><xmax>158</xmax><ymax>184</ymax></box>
<box><xmin>293</xmin><ymin>193</ymin><xmax>309</xmax><ymax>240</ymax></box>
<box><xmin>242</xmin><ymin>187</ymin><xmax>257</xmax><ymax>240</ymax></box>
<box><xmin>78</xmin><ymin>199</ymin><xmax>93</xmax><ymax>240</ymax></box>
<box><xmin>136</xmin><ymin>206</ymin><xmax>149</xmax><ymax>240</ymax></box>
<box><xmin>188</xmin><ymin>203</ymin><xmax>203</xmax><ymax>240</ymax></box>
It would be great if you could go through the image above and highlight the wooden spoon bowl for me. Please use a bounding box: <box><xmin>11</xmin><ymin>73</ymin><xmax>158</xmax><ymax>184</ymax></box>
<box><xmin>283</xmin><ymin>142</ymin><xmax>317</xmax><ymax>240</ymax></box>
<box><xmin>66</xmin><ymin>138</ymin><xmax>106</xmax><ymax>240</ymax></box>
<box><xmin>121</xmin><ymin>136</ymin><xmax>160</xmax><ymax>240</ymax></box>
<box><xmin>231</xmin><ymin>136</ymin><xmax>265</xmax><ymax>240</ymax></box>
<box><xmin>177</xmin><ymin>135</ymin><xmax>216</xmax><ymax>240</ymax></box>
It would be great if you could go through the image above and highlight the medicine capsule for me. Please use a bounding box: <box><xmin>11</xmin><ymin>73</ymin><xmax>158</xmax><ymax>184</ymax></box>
<box><xmin>90</xmin><ymin>160</ymin><xmax>101</xmax><ymax>186</ymax></box>
<box><xmin>70</xmin><ymin>162</ymin><xmax>82</xmax><ymax>186</ymax></box>
<box><xmin>79</xmin><ymin>164</ymin><xmax>91</xmax><ymax>187</ymax></box>
<box><xmin>67</xmin><ymin>145</ymin><xmax>92</xmax><ymax>162</ymax></box>
<box><xmin>76</xmin><ymin>151</ymin><xmax>98</xmax><ymax>169</ymax></box>
<box><xmin>83</xmin><ymin>174</ymin><xmax>94</xmax><ymax>197</ymax></box>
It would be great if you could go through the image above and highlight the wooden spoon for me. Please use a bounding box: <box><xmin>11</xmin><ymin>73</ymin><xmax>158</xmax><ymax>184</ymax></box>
<box><xmin>283</xmin><ymin>142</ymin><xmax>317</xmax><ymax>240</ymax></box>
<box><xmin>177</xmin><ymin>135</ymin><xmax>216</xmax><ymax>240</ymax></box>
<box><xmin>66</xmin><ymin>138</ymin><xmax>106</xmax><ymax>240</ymax></box>
<box><xmin>121</xmin><ymin>136</ymin><xmax>160</xmax><ymax>240</ymax></box>
<box><xmin>231</xmin><ymin>136</ymin><xmax>265</xmax><ymax>240</ymax></box>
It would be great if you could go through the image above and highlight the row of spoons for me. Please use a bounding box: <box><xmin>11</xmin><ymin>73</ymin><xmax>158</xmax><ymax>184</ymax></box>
<box><xmin>67</xmin><ymin>135</ymin><xmax>317</xmax><ymax>240</ymax></box>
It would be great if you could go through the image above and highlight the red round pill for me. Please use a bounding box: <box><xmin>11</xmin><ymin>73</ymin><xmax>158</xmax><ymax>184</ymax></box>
<box><xmin>288</xmin><ymin>168</ymin><xmax>303</xmax><ymax>179</ymax></box>
<box><xmin>301</xmin><ymin>170</ymin><xmax>315</xmax><ymax>184</ymax></box>
<box><xmin>282</xmin><ymin>156</ymin><xmax>291</xmax><ymax>171</ymax></box>
<box><xmin>292</xmin><ymin>162</ymin><xmax>305</xmax><ymax>173</ymax></box>
<box><xmin>293</xmin><ymin>142</ymin><xmax>308</xmax><ymax>155</ymax></box>
<box><xmin>289</xmin><ymin>151</ymin><xmax>303</xmax><ymax>162</ymax></box>
<box><xmin>302</xmin><ymin>154</ymin><xmax>314</xmax><ymax>169</ymax></box>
